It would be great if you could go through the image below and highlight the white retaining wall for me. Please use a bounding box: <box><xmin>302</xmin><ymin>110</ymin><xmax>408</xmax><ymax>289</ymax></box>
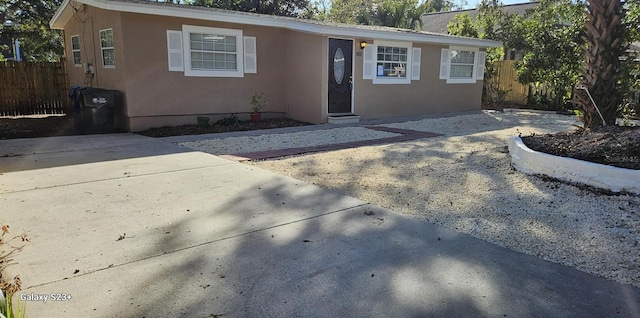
<box><xmin>508</xmin><ymin>136</ymin><xmax>640</xmax><ymax>195</ymax></box>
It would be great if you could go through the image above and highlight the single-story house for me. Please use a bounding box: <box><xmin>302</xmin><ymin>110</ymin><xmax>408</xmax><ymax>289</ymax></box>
<box><xmin>50</xmin><ymin>0</ymin><xmax>501</xmax><ymax>131</ymax></box>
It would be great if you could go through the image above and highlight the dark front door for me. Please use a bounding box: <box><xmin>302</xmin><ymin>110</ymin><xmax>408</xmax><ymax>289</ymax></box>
<box><xmin>328</xmin><ymin>39</ymin><xmax>353</xmax><ymax>114</ymax></box>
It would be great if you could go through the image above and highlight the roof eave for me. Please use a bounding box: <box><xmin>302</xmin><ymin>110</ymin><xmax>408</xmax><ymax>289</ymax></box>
<box><xmin>50</xmin><ymin>0</ymin><xmax>503</xmax><ymax>48</ymax></box>
<box><xmin>50</xmin><ymin>0</ymin><xmax>72</xmax><ymax>29</ymax></box>
<box><xmin>285</xmin><ymin>21</ymin><xmax>501</xmax><ymax>47</ymax></box>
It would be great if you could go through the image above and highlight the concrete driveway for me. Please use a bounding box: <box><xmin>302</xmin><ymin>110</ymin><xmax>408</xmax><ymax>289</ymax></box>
<box><xmin>1</xmin><ymin>133</ymin><xmax>639</xmax><ymax>317</ymax></box>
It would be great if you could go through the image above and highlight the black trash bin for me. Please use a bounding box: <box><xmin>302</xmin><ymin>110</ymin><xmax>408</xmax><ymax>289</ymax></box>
<box><xmin>79</xmin><ymin>87</ymin><xmax>122</xmax><ymax>134</ymax></box>
<box><xmin>69</xmin><ymin>86</ymin><xmax>85</xmax><ymax>134</ymax></box>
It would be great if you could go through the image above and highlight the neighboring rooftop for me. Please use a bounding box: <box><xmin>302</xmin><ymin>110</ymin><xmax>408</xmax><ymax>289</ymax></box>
<box><xmin>421</xmin><ymin>2</ymin><xmax>539</xmax><ymax>34</ymax></box>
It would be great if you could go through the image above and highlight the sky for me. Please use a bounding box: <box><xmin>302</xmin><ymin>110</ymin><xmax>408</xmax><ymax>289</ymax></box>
<box><xmin>463</xmin><ymin>0</ymin><xmax>532</xmax><ymax>9</ymax></box>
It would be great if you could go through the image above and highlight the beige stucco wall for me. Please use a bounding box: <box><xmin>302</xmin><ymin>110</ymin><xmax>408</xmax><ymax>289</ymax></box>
<box><xmin>284</xmin><ymin>31</ymin><xmax>327</xmax><ymax>124</ymax></box>
<box><xmin>353</xmin><ymin>39</ymin><xmax>483</xmax><ymax>120</ymax></box>
<box><xmin>119</xmin><ymin>13</ymin><xmax>297</xmax><ymax>130</ymax></box>
<box><xmin>64</xmin><ymin>6</ymin><xmax>126</xmax><ymax>91</ymax></box>
<box><xmin>61</xmin><ymin>5</ymin><xmax>485</xmax><ymax>131</ymax></box>
<box><xmin>63</xmin><ymin>6</ymin><xmax>128</xmax><ymax>130</ymax></box>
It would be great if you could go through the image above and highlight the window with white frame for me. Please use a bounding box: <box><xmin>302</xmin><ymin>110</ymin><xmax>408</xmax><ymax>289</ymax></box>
<box><xmin>363</xmin><ymin>40</ymin><xmax>419</xmax><ymax>84</ymax></box>
<box><xmin>450</xmin><ymin>50</ymin><xmax>475</xmax><ymax>79</ymax></box>
<box><xmin>182</xmin><ymin>25</ymin><xmax>244</xmax><ymax>77</ymax></box>
<box><xmin>377</xmin><ymin>46</ymin><xmax>407</xmax><ymax>79</ymax></box>
<box><xmin>439</xmin><ymin>47</ymin><xmax>485</xmax><ymax>84</ymax></box>
<box><xmin>99</xmin><ymin>29</ymin><xmax>115</xmax><ymax>68</ymax></box>
<box><xmin>71</xmin><ymin>35</ymin><xmax>81</xmax><ymax>66</ymax></box>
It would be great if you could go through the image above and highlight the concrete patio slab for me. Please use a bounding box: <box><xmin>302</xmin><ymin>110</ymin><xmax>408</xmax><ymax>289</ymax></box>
<box><xmin>1</xmin><ymin>133</ymin><xmax>639</xmax><ymax>318</ymax></box>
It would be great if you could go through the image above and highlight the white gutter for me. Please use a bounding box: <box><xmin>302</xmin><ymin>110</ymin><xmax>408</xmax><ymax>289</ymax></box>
<box><xmin>51</xmin><ymin>0</ymin><xmax>502</xmax><ymax>48</ymax></box>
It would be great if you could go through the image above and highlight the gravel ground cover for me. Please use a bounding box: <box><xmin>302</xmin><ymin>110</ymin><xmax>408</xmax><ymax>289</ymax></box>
<box><xmin>178</xmin><ymin>126</ymin><xmax>400</xmax><ymax>155</ymax></box>
<box><xmin>250</xmin><ymin>110</ymin><xmax>640</xmax><ymax>288</ymax></box>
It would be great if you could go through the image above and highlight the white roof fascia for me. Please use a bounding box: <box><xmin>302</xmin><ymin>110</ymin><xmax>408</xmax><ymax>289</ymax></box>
<box><xmin>289</xmin><ymin>22</ymin><xmax>501</xmax><ymax>47</ymax></box>
<box><xmin>51</xmin><ymin>0</ymin><xmax>502</xmax><ymax>48</ymax></box>
<box><xmin>50</xmin><ymin>0</ymin><xmax>72</xmax><ymax>29</ymax></box>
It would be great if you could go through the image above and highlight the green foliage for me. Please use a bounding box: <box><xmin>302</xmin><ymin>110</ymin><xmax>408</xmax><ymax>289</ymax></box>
<box><xmin>328</xmin><ymin>0</ymin><xmax>371</xmax><ymax>23</ymax></box>
<box><xmin>0</xmin><ymin>225</ymin><xmax>27</xmax><ymax>318</ymax></box>
<box><xmin>329</xmin><ymin>0</ymin><xmax>451</xmax><ymax>28</ymax></box>
<box><xmin>357</xmin><ymin>0</ymin><xmax>435</xmax><ymax>29</ymax></box>
<box><xmin>625</xmin><ymin>0</ymin><xmax>639</xmax><ymax>41</ymax></box>
<box><xmin>447</xmin><ymin>13</ymin><xmax>478</xmax><ymax>37</ymax></box>
<box><xmin>517</xmin><ymin>0</ymin><xmax>584</xmax><ymax>108</ymax></box>
<box><xmin>189</xmin><ymin>0</ymin><xmax>316</xmax><ymax>17</ymax></box>
<box><xmin>249</xmin><ymin>92</ymin><xmax>269</xmax><ymax>113</ymax></box>
<box><xmin>1</xmin><ymin>290</ymin><xmax>27</xmax><ymax>318</ymax></box>
<box><xmin>216</xmin><ymin>113</ymin><xmax>240</xmax><ymax>126</ymax></box>
<box><xmin>620</xmin><ymin>0</ymin><xmax>640</xmax><ymax>115</ymax></box>
<box><xmin>1</xmin><ymin>0</ymin><xmax>64</xmax><ymax>61</ymax></box>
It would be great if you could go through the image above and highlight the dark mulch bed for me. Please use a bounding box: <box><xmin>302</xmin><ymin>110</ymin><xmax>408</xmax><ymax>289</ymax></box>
<box><xmin>137</xmin><ymin>118</ymin><xmax>310</xmax><ymax>137</ymax></box>
<box><xmin>521</xmin><ymin>125</ymin><xmax>640</xmax><ymax>170</ymax></box>
<box><xmin>0</xmin><ymin>115</ymin><xmax>76</xmax><ymax>139</ymax></box>
<box><xmin>0</xmin><ymin>115</ymin><xmax>310</xmax><ymax>140</ymax></box>
<box><xmin>3</xmin><ymin>115</ymin><xmax>638</xmax><ymax>171</ymax></box>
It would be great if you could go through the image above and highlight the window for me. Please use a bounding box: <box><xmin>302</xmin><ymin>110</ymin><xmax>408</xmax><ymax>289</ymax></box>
<box><xmin>376</xmin><ymin>46</ymin><xmax>407</xmax><ymax>79</ymax></box>
<box><xmin>71</xmin><ymin>35</ymin><xmax>81</xmax><ymax>66</ymax></box>
<box><xmin>439</xmin><ymin>47</ymin><xmax>485</xmax><ymax>84</ymax></box>
<box><xmin>450</xmin><ymin>50</ymin><xmax>475</xmax><ymax>79</ymax></box>
<box><xmin>99</xmin><ymin>29</ymin><xmax>115</xmax><ymax>68</ymax></box>
<box><xmin>367</xmin><ymin>41</ymin><xmax>413</xmax><ymax>84</ymax></box>
<box><xmin>182</xmin><ymin>25</ymin><xmax>243</xmax><ymax>77</ymax></box>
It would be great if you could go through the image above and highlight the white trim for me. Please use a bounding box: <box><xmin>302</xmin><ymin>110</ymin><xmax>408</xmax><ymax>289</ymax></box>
<box><xmin>182</xmin><ymin>25</ymin><xmax>244</xmax><ymax>78</ymax></box>
<box><xmin>70</xmin><ymin>34</ymin><xmax>82</xmax><ymax>67</ymax></box>
<box><xmin>167</xmin><ymin>30</ymin><xmax>184</xmax><ymax>72</ymax></box>
<box><xmin>445</xmin><ymin>46</ymin><xmax>478</xmax><ymax>84</ymax></box>
<box><xmin>350</xmin><ymin>39</ymin><xmax>355</xmax><ymax>114</ymax></box>
<box><xmin>99</xmin><ymin>28</ymin><xmax>115</xmax><ymax>68</ymax></box>
<box><xmin>50</xmin><ymin>0</ymin><xmax>502</xmax><ymax>48</ymax></box>
<box><xmin>372</xmin><ymin>40</ymin><xmax>411</xmax><ymax>85</ymax></box>
<box><xmin>476</xmin><ymin>50</ymin><xmax>486</xmax><ymax>81</ymax></box>
<box><xmin>243</xmin><ymin>36</ymin><xmax>257</xmax><ymax>74</ymax></box>
<box><xmin>411</xmin><ymin>47</ymin><xmax>421</xmax><ymax>81</ymax></box>
<box><xmin>362</xmin><ymin>45</ymin><xmax>374</xmax><ymax>80</ymax></box>
<box><xmin>439</xmin><ymin>48</ymin><xmax>450</xmax><ymax>80</ymax></box>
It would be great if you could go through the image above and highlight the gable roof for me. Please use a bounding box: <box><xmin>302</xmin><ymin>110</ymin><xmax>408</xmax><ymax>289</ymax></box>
<box><xmin>421</xmin><ymin>2</ymin><xmax>539</xmax><ymax>34</ymax></box>
<box><xmin>50</xmin><ymin>0</ymin><xmax>501</xmax><ymax>48</ymax></box>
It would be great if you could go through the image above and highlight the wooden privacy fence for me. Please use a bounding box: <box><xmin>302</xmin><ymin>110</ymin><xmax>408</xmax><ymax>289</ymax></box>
<box><xmin>488</xmin><ymin>60</ymin><xmax>529</xmax><ymax>105</ymax></box>
<box><xmin>0</xmin><ymin>60</ymin><xmax>70</xmax><ymax>116</ymax></box>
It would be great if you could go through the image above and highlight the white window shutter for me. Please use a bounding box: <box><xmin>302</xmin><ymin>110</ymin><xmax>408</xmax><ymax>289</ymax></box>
<box><xmin>166</xmin><ymin>30</ymin><xmax>183</xmax><ymax>72</ymax></box>
<box><xmin>363</xmin><ymin>45</ymin><xmax>374</xmax><ymax>79</ymax></box>
<box><xmin>476</xmin><ymin>51</ymin><xmax>486</xmax><ymax>80</ymax></box>
<box><xmin>411</xmin><ymin>47</ymin><xmax>421</xmax><ymax>81</ymax></box>
<box><xmin>439</xmin><ymin>49</ymin><xmax>450</xmax><ymax>80</ymax></box>
<box><xmin>244</xmin><ymin>36</ymin><xmax>257</xmax><ymax>74</ymax></box>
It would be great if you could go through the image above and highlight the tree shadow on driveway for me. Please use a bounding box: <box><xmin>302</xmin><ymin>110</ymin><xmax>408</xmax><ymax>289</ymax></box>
<box><xmin>110</xmin><ymin>177</ymin><xmax>640</xmax><ymax>318</ymax></box>
<box><xmin>253</xmin><ymin>111</ymin><xmax>640</xmax><ymax>290</ymax></box>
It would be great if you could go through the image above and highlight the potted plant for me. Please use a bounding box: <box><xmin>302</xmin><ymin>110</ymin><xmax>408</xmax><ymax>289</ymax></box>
<box><xmin>249</xmin><ymin>92</ymin><xmax>269</xmax><ymax>123</ymax></box>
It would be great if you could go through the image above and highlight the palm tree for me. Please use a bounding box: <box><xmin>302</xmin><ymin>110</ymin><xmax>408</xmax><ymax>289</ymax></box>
<box><xmin>357</xmin><ymin>0</ymin><xmax>430</xmax><ymax>30</ymax></box>
<box><xmin>576</xmin><ymin>0</ymin><xmax>628</xmax><ymax>127</ymax></box>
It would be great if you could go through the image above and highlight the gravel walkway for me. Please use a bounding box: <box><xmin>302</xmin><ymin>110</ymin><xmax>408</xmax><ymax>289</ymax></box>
<box><xmin>248</xmin><ymin>110</ymin><xmax>640</xmax><ymax>288</ymax></box>
<box><xmin>178</xmin><ymin>126</ymin><xmax>399</xmax><ymax>155</ymax></box>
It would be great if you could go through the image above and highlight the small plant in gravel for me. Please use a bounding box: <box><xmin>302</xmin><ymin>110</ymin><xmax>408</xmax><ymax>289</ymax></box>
<box><xmin>1</xmin><ymin>224</ymin><xmax>28</xmax><ymax>318</ymax></box>
<box><xmin>216</xmin><ymin>113</ymin><xmax>240</xmax><ymax>127</ymax></box>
